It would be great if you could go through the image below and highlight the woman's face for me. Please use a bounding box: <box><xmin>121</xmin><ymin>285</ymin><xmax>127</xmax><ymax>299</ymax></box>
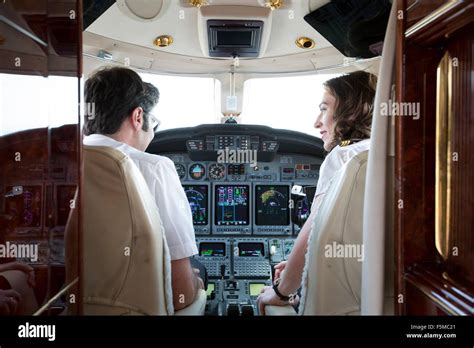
<box><xmin>314</xmin><ymin>89</ymin><xmax>336</xmax><ymax>151</ymax></box>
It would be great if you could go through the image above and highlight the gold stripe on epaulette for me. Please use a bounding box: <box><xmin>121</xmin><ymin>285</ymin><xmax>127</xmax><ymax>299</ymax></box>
<box><xmin>340</xmin><ymin>140</ymin><xmax>351</xmax><ymax>147</ymax></box>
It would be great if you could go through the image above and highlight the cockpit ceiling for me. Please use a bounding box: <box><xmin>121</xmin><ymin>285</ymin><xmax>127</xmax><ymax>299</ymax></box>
<box><xmin>83</xmin><ymin>0</ymin><xmax>381</xmax><ymax>76</ymax></box>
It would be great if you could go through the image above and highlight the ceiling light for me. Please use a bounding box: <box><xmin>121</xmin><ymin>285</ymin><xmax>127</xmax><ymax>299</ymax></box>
<box><xmin>154</xmin><ymin>35</ymin><xmax>174</xmax><ymax>47</ymax></box>
<box><xmin>295</xmin><ymin>37</ymin><xmax>315</xmax><ymax>49</ymax></box>
<box><xmin>259</xmin><ymin>0</ymin><xmax>284</xmax><ymax>10</ymax></box>
<box><xmin>189</xmin><ymin>0</ymin><xmax>209</xmax><ymax>7</ymax></box>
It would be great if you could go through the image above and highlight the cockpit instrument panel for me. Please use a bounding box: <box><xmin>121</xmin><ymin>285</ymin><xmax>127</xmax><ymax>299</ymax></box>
<box><xmin>189</xmin><ymin>163</ymin><xmax>206</xmax><ymax>180</ymax></box>
<box><xmin>183</xmin><ymin>183</ymin><xmax>211</xmax><ymax>234</ymax></box>
<box><xmin>214</xmin><ymin>185</ymin><xmax>250</xmax><ymax>234</ymax></box>
<box><xmin>174</xmin><ymin>163</ymin><xmax>186</xmax><ymax>180</ymax></box>
<box><xmin>254</xmin><ymin>184</ymin><xmax>292</xmax><ymax>235</ymax></box>
<box><xmin>208</xmin><ymin>163</ymin><xmax>226</xmax><ymax>180</ymax></box>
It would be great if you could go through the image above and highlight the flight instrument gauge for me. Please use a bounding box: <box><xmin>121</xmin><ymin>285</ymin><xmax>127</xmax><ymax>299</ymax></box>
<box><xmin>208</xmin><ymin>163</ymin><xmax>226</xmax><ymax>180</ymax></box>
<box><xmin>189</xmin><ymin>163</ymin><xmax>206</xmax><ymax>180</ymax></box>
<box><xmin>174</xmin><ymin>163</ymin><xmax>186</xmax><ymax>180</ymax></box>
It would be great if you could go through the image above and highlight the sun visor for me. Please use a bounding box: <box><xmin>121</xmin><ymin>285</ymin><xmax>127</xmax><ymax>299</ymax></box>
<box><xmin>304</xmin><ymin>0</ymin><xmax>391</xmax><ymax>58</ymax></box>
<box><xmin>198</xmin><ymin>5</ymin><xmax>272</xmax><ymax>58</ymax></box>
<box><xmin>83</xmin><ymin>0</ymin><xmax>115</xmax><ymax>30</ymax></box>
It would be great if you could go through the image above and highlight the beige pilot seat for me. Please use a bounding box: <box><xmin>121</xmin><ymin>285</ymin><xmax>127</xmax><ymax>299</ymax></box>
<box><xmin>65</xmin><ymin>145</ymin><xmax>206</xmax><ymax>315</ymax></box>
<box><xmin>266</xmin><ymin>151</ymin><xmax>368</xmax><ymax>316</ymax></box>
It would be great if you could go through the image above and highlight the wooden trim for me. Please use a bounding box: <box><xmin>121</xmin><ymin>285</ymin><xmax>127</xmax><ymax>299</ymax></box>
<box><xmin>405</xmin><ymin>264</ymin><xmax>473</xmax><ymax>315</ymax></box>
<box><xmin>396</xmin><ymin>0</ymin><xmax>474</xmax><ymax>316</ymax></box>
<box><xmin>406</xmin><ymin>0</ymin><xmax>462</xmax><ymax>37</ymax></box>
<box><xmin>405</xmin><ymin>0</ymin><xmax>474</xmax><ymax>44</ymax></box>
<box><xmin>443</xmin><ymin>22</ymin><xmax>474</xmax><ymax>286</ymax></box>
<box><xmin>394</xmin><ymin>0</ymin><xmax>407</xmax><ymax>316</ymax></box>
<box><xmin>76</xmin><ymin>0</ymin><xmax>84</xmax><ymax>316</ymax></box>
<box><xmin>77</xmin><ymin>0</ymin><xmax>83</xmax><ymax>78</ymax></box>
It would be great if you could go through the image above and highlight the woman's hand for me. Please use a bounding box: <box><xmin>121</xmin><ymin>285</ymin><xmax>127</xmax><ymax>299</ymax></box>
<box><xmin>256</xmin><ymin>286</ymin><xmax>289</xmax><ymax>316</ymax></box>
<box><xmin>273</xmin><ymin>261</ymin><xmax>287</xmax><ymax>281</ymax></box>
<box><xmin>193</xmin><ymin>268</ymin><xmax>204</xmax><ymax>290</ymax></box>
<box><xmin>0</xmin><ymin>262</ymin><xmax>36</xmax><ymax>287</ymax></box>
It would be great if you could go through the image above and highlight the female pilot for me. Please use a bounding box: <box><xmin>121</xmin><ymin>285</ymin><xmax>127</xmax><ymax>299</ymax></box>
<box><xmin>257</xmin><ymin>71</ymin><xmax>377</xmax><ymax>313</ymax></box>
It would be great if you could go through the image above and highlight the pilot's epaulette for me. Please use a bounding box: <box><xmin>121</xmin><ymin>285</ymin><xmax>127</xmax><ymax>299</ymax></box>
<box><xmin>339</xmin><ymin>139</ymin><xmax>362</xmax><ymax>147</ymax></box>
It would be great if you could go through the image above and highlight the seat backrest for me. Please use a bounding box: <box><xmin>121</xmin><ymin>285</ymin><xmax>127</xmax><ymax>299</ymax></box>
<box><xmin>299</xmin><ymin>151</ymin><xmax>368</xmax><ymax>315</ymax></box>
<box><xmin>65</xmin><ymin>145</ymin><xmax>173</xmax><ymax>315</ymax></box>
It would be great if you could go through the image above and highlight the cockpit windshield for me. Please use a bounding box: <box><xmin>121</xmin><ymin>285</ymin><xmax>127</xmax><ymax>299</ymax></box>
<box><xmin>140</xmin><ymin>72</ymin><xmax>340</xmax><ymax>137</ymax></box>
<box><xmin>241</xmin><ymin>74</ymin><xmax>340</xmax><ymax>137</ymax></box>
<box><xmin>138</xmin><ymin>73</ymin><xmax>221</xmax><ymax>131</ymax></box>
<box><xmin>0</xmin><ymin>71</ymin><xmax>339</xmax><ymax>138</ymax></box>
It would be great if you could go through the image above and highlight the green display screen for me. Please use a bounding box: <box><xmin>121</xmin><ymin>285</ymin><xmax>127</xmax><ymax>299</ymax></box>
<box><xmin>206</xmin><ymin>283</ymin><xmax>215</xmax><ymax>297</ymax></box>
<box><xmin>249</xmin><ymin>283</ymin><xmax>266</xmax><ymax>296</ymax></box>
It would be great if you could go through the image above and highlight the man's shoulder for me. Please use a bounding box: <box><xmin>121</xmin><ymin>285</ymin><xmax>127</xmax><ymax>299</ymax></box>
<box><xmin>83</xmin><ymin>135</ymin><xmax>175</xmax><ymax>170</ymax></box>
<box><xmin>127</xmin><ymin>149</ymin><xmax>174</xmax><ymax>169</ymax></box>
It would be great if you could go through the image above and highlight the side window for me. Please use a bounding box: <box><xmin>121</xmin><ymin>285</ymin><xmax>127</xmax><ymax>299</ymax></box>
<box><xmin>0</xmin><ymin>0</ymin><xmax>81</xmax><ymax>315</ymax></box>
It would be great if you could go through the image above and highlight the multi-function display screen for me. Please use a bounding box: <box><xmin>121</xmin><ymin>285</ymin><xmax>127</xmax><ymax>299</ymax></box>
<box><xmin>215</xmin><ymin>185</ymin><xmax>249</xmax><ymax>226</ymax></box>
<box><xmin>5</xmin><ymin>185</ymin><xmax>42</xmax><ymax>229</ymax></box>
<box><xmin>199</xmin><ymin>242</ymin><xmax>226</xmax><ymax>257</ymax></box>
<box><xmin>238</xmin><ymin>242</ymin><xmax>264</xmax><ymax>257</ymax></box>
<box><xmin>183</xmin><ymin>185</ymin><xmax>208</xmax><ymax>225</ymax></box>
<box><xmin>255</xmin><ymin>185</ymin><xmax>290</xmax><ymax>226</ymax></box>
<box><xmin>249</xmin><ymin>283</ymin><xmax>266</xmax><ymax>296</ymax></box>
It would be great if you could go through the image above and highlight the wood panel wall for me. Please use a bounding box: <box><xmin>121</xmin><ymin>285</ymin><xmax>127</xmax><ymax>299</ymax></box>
<box><xmin>395</xmin><ymin>0</ymin><xmax>473</xmax><ymax>315</ymax></box>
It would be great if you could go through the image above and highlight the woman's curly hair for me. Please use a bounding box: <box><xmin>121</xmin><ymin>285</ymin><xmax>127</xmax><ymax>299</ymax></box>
<box><xmin>324</xmin><ymin>71</ymin><xmax>377</xmax><ymax>149</ymax></box>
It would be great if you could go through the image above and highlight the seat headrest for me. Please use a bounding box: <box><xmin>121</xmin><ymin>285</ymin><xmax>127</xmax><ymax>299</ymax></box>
<box><xmin>300</xmin><ymin>150</ymin><xmax>369</xmax><ymax>315</ymax></box>
<box><xmin>73</xmin><ymin>145</ymin><xmax>172</xmax><ymax>315</ymax></box>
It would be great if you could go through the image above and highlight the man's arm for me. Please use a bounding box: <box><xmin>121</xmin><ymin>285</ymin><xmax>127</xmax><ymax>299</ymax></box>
<box><xmin>171</xmin><ymin>257</ymin><xmax>203</xmax><ymax>311</ymax></box>
<box><xmin>147</xmin><ymin>158</ymin><xmax>202</xmax><ymax>310</ymax></box>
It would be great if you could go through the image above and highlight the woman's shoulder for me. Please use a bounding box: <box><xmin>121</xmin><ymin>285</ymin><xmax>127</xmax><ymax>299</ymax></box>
<box><xmin>315</xmin><ymin>138</ymin><xmax>370</xmax><ymax>197</ymax></box>
<box><xmin>330</xmin><ymin>138</ymin><xmax>370</xmax><ymax>163</ymax></box>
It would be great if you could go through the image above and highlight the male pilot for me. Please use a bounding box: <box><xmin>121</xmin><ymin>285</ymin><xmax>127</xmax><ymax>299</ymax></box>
<box><xmin>83</xmin><ymin>66</ymin><xmax>203</xmax><ymax>310</ymax></box>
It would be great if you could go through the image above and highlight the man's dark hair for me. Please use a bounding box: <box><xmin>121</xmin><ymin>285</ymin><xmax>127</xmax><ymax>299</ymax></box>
<box><xmin>84</xmin><ymin>66</ymin><xmax>159</xmax><ymax>135</ymax></box>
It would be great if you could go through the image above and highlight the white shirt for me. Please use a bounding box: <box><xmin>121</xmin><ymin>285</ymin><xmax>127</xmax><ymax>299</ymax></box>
<box><xmin>83</xmin><ymin>134</ymin><xmax>198</xmax><ymax>260</ymax></box>
<box><xmin>312</xmin><ymin>139</ymin><xmax>371</xmax><ymax>210</ymax></box>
